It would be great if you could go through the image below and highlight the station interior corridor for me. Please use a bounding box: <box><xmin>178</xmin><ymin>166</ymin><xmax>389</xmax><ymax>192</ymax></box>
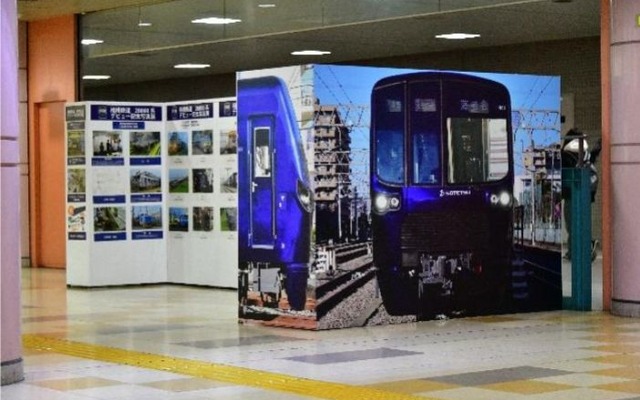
<box><xmin>5</xmin><ymin>260</ymin><xmax>640</xmax><ymax>400</ymax></box>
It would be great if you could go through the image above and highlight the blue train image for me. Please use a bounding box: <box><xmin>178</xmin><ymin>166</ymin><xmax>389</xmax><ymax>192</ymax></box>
<box><xmin>237</xmin><ymin>76</ymin><xmax>313</xmax><ymax>312</ymax></box>
<box><xmin>370</xmin><ymin>72</ymin><xmax>514</xmax><ymax>317</ymax></box>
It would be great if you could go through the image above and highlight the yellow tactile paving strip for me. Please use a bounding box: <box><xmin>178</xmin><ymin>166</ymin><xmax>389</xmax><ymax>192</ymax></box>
<box><xmin>23</xmin><ymin>334</ymin><xmax>434</xmax><ymax>400</ymax></box>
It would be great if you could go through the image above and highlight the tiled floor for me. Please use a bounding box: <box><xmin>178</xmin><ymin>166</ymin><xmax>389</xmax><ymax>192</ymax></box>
<box><xmin>6</xmin><ymin>265</ymin><xmax>640</xmax><ymax>400</ymax></box>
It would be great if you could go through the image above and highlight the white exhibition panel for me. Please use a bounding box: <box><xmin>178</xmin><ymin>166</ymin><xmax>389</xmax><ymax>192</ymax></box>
<box><xmin>166</xmin><ymin>98</ymin><xmax>238</xmax><ymax>288</ymax></box>
<box><xmin>65</xmin><ymin>99</ymin><xmax>237</xmax><ymax>288</ymax></box>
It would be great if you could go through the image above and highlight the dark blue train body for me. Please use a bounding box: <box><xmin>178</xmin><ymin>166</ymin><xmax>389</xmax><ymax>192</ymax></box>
<box><xmin>237</xmin><ymin>76</ymin><xmax>312</xmax><ymax>311</ymax></box>
<box><xmin>371</xmin><ymin>72</ymin><xmax>514</xmax><ymax>316</ymax></box>
<box><xmin>137</xmin><ymin>213</ymin><xmax>155</xmax><ymax>227</ymax></box>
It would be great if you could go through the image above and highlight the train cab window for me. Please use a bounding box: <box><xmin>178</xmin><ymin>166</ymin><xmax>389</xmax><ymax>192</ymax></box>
<box><xmin>447</xmin><ymin>117</ymin><xmax>508</xmax><ymax>184</ymax></box>
<box><xmin>373</xmin><ymin>83</ymin><xmax>405</xmax><ymax>184</ymax></box>
<box><xmin>412</xmin><ymin>133</ymin><xmax>440</xmax><ymax>184</ymax></box>
<box><xmin>409</xmin><ymin>81</ymin><xmax>441</xmax><ymax>185</ymax></box>
<box><xmin>253</xmin><ymin>127</ymin><xmax>272</xmax><ymax>178</ymax></box>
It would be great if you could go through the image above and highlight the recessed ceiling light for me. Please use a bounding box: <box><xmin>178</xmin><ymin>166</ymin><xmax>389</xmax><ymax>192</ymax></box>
<box><xmin>435</xmin><ymin>33</ymin><xmax>481</xmax><ymax>40</ymax></box>
<box><xmin>258</xmin><ymin>3</ymin><xmax>277</xmax><ymax>8</ymax></box>
<box><xmin>174</xmin><ymin>63</ymin><xmax>211</xmax><ymax>69</ymax></box>
<box><xmin>138</xmin><ymin>21</ymin><xmax>152</xmax><ymax>27</ymax></box>
<box><xmin>291</xmin><ymin>50</ymin><xmax>332</xmax><ymax>56</ymax></box>
<box><xmin>82</xmin><ymin>75</ymin><xmax>111</xmax><ymax>80</ymax></box>
<box><xmin>191</xmin><ymin>17</ymin><xmax>241</xmax><ymax>25</ymax></box>
<box><xmin>81</xmin><ymin>39</ymin><xmax>104</xmax><ymax>45</ymax></box>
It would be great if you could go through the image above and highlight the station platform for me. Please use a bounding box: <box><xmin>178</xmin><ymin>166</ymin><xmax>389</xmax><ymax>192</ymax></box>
<box><xmin>5</xmin><ymin>264</ymin><xmax>639</xmax><ymax>400</ymax></box>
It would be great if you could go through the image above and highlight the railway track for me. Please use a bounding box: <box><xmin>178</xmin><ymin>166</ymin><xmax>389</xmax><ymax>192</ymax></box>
<box><xmin>314</xmin><ymin>241</ymin><xmax>378</xmax><ymax>320</ymax></box>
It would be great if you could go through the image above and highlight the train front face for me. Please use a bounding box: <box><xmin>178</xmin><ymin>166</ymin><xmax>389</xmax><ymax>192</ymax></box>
<box><xmin>238</xmin><ymin>76</ymin><xmax>313</xmax><ymax>310</ymax></box>
<box><xmin>371</xmin><ymin>73</ymin><xmax>514</xmax><ymax>316</ymax></box>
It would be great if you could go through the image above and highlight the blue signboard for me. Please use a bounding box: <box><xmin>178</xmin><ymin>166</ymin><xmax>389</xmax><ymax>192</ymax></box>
<box><xmin>93</xmin><ymin>195</ymin><xmax>126</xmax><ymax>204</ymax></box>
<box><xmin>95</xmin><ymin>232</ymin><xmax>127</xmax><ymax>242</ymax></box>
<box><xmin>130</xmin><ymin>157</ymin><xmax>161</xmax><ymax>166</ymax></box>
<box><xmin>92</xmin><ymin>157</ymin><xmax>125</xmax><ymax>166</ymax></box>
<box><xmin>167</xmin><ymin>102</ymin><xmax>213</xmax><ymax>120</ymax></box>
<box><xmin>90</xmin><ymin>105</ymin><xmax>162</xmax><ymax>121</ymax></box>
<box><xmin>131</xmin><ymin>194</ymin><xmax>162</xmax><ymax>203</ymax></box>
<box><xmin>114</xmin><ymin>121</ymin><xmax>146</xmax><ymax>130</ymax></box>
<box><xmin>132</xmin><ymin>231</ymin><xmax>164</xmax><ymax>240</ymax></box>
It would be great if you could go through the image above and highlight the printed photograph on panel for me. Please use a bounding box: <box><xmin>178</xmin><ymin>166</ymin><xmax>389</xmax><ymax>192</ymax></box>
<box><xmin>220</xmin><ymin>167</ymin><xmax>237</xmax><ymax>193</ymax></box>
<box><xmin>130</xmin><ymin>168</ymin><xmax>162</xmax><ymax>194</ymax></box>
<box><xmin>192</xmin><ymin>130</ymin><xmax>213</xmax><ymax>155</ymax></box>
<box><xmin>67</xmin><ymin>169</ymin><xmax>86</xmax><ymax>194</ymax></box>
<box><xmin>132</xmin><ymin>205</ymin><xmax>163</xmax><ymax>230</ymax></box>
<box><xmin>220</xmin><ymin>129</ymin><xmax>237</xmax><ymax>155</ymax></box>
<box><xmin>237</xmin><ymin>66</ymin><xmax>315</xmax><ymax>329</ymax></box>
<box><xmin>130</xmin><ymin>131</ymin><xmax>161</xmax><ymax>156</ymax></box>
<box><xmin>169</xmin><ymin>168</ymin><xmax>189</xmax><ymax>193</ymax></box>
<box><xmin>236</xmin><ymin>64</ymin><xmax>562</xmax><ymax>331</ymax></box>
<box><xmin>94</xmin><ymin>206</ymin><xmax>126</xmax><ymax>232</ymax></box>
<box><xmin>93</xmin><ymin>131</ymin><xmax>123</xmax><ymax>157</ymax></box>
<box><xmin>193</xmin><ymin>206</ymin><xmax>214</xmax><ymax>232</ymax></box>
<box><xmin>168</xmin><ymin>131</ymin><xmax>189</xmax><ymax>156</ymax></box>
<box><xmin>67</xmin><ymin>205</ymin><xmax>87</xmax><ymax>232</ymax></box>
<box><xmin>220</xmin><ymin>207</ymin><xmax>237</xmax><ymax>232</ymax></box>
<box><xmin>169</xmin><ymin>207</ymin><xmax>189</xmax><ymax>232</ymax></box>
<box><xmin>68</xmin><ymin>131</ymin><xmax>86</xmax><ymax>157</ymax></box>
<box><xmin>192</xmin><ymin>168</ymin><xmax>214</xmax><ymax>193</ymax></box>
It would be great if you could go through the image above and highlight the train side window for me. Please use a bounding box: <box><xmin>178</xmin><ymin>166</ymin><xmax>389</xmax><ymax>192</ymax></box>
<box><xmin>373</xmin><ymin>83</ymin><xmax>405</xmax><ymax>184</ymax></box>
<box><xmin>253</xmin><ymin>127</ymin><xmax>271</xmax><ymax>178</ymax></box>
<box><xmin>447</xmin><ymin>117</ymin><xmax>508</xmax><ymax>183</ymax></box>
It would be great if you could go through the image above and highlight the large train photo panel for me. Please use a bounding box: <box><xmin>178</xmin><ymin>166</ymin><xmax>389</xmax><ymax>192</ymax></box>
<box><xmin>236</xmin><ymin>65</ymin><xmax>563</xmax><ymax>330</ymax></box>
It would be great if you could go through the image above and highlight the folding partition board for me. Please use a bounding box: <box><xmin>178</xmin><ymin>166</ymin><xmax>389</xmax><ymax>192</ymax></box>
<box><xmin>65</xmin><ymin>99</ymin><xmax>237</xmax><ymax>288</ymax></box>
<box><xmin>166</xmin><ymin>98</ymin><xmax>238</xmax><ymax>287</ymax></box>
<box><xmin>65</xmin><ymin>102</ymin><xmax>167</xmax><ymax>286</ymax></box>
<box><xmin>236</xmin><ymin>64</ymin><xmax>563</xmax><ymax>330</ymax></box>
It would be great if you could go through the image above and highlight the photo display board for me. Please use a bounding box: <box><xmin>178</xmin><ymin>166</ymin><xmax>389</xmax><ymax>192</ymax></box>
<box><xmin>65</xmin><ymin>99</ymin><xmax>237</xmax><ymax>288</ymax></box>
<box><xmin>237</xmin><ymin>65</ymin><xmax>563</xmax><ymax>330</ymax></box>
<box><xmin>166</xmin><ymin>99</ymin><xmax>238</xmax><ymax>286</ymax></box>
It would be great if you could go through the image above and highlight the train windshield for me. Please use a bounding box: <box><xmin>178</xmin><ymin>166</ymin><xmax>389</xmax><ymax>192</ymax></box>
<box><xmin>410</xmin><ymin>81</ymin><xmax>441</xmax><ymax>185</ymax></box>
<box><xmin>446</xmin><ymin>117</ymin><xmax>509</xmax><ymax>183</ymax></box>
<box><xmin>374</xmin><ymin>83</ymin><xmax>405</xmax><ymax>184</ymax></box>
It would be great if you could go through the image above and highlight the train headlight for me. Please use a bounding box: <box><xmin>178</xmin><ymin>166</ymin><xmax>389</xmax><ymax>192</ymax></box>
<box><xmin>374</xmin><ymin>194</ymin><xmax>390</xmax><ymax>213</ymax></box>
<box><xmin>499</xmin><ymin>191</ymin><xmax>511</xmax><ymax>207</ymax></box>
<box><xmin>374</xmin><ymin>192</ymin><xmax>401</xmax><ymax>214</ymax></box>
<box><xmin>489</xmin><ymin>191</ymin><xmax>511</xmax><ymax>207</ymax></box>
<box><xmin>296</xmin><ymin>179</ymin><xmax>313</xmax><ymax>213</ymax></box>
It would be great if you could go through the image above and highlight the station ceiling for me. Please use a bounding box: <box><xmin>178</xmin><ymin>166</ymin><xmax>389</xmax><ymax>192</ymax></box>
<box><xmin>18</xmin><ymin>0</ymin><xmax>600</xmax><ymax>87</ymax></box>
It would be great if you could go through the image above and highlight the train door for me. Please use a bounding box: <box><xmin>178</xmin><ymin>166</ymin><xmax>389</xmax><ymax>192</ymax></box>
<box><xmin>249</xmin><ymin>117</ymin><xmax>276</xmax><ymax>248</ymax></box>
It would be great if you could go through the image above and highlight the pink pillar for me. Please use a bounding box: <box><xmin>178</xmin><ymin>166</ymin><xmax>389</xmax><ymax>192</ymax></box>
<box><xmin>611</xmin><ymin>1</ymin><xmax>640</xmax><ymax>316</ymax></box>
<box><xmin>1</xmin><ymin>0</ymin><xmax>24</xmax><ymax>385</ymax></box>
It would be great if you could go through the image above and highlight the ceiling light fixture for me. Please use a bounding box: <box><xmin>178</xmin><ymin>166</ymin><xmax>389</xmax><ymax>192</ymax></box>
<box><xmin>138</xmin><ymin>21</ymin><xmax>152</xmax><ymax>27</ymax></box>
<box><xmin>435</xmin><ymin>33</ymin><xmax>481</xmax><ymax>40</ymax></box>
<box><xmin>81</xmin><ymin>39</ymin><xmax>104</xmax><ymax>45</ymax></box>
<box><xmin>174</xmin><ymin>63</ymin><xmax>211</xmax><ymax>69</ymax></box>
<box><xmin>291</xmin><ymin>50</ymin><xmax>331</xmax><ymax>56</ymax></box>
<box><xmin>191</xmin><ymin>17</ymin><xmax>241</xmax><ymax>25</ymax></box>
<box><xmin>82</xmin><ymin>75</ymin><xmax>111</xmax><ymax>80</ymax></box>
<box><xmin>258</xmin><ymin>3</ymin><xmax>277</xmax><ymax>8</ymax></box>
